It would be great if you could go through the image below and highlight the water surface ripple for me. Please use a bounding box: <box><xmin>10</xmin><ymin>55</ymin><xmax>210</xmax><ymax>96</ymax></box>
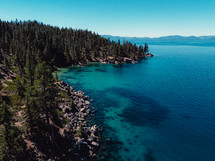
<box><xmin>58</xmin><ymin>45</ymin><xmax>215</xmax><ymax>161</ymax></box>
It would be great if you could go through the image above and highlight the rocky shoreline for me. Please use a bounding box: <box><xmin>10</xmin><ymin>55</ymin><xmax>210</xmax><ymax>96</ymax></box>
<box><xmin>76</xmin><ymin>54</ymin><xmax>154</xmax><ymax>67</ymax></box>
<box><xmin>54</xmin><ymin>54</ymin><xmax>154</xmax><ymax>160</ymax></box>
<box><xmin>57</xmin><ymin>81</ymin><xmax>101</xmax><ymax>160</ymax></box>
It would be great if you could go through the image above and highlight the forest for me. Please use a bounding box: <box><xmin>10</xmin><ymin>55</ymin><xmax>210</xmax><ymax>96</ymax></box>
<box><xmin>0</xmin><ymin>20</ymin><xmax>148</xmax><ymax>68</ymax></box>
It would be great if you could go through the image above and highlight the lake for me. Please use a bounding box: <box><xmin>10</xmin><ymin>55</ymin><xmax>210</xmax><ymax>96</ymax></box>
<box><xmin>57</xmin><ymin>44</ymin><xmax>215</xmax><ymax>161</ymax></box>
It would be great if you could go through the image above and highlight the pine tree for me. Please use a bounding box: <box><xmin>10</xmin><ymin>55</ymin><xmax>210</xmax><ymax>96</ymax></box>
<box><xmin>14</xmin><ymin>76</ymin><xmax>25</xmax><ymax>98</ymax></box>
<box><xmin>25</xmin><ymin>96</ymin><xmax>33</xmax><ymax>134</ymax></box>
<box><xmin>0</xmin><ymin>81</ymin><xmax>3</xmax><ymax>91</ymax></box>
<box><xmin>144</xmin><ymin>43</ymin><xmax>149</xmax><ymax>53</ymax></box>
<box><xmin>3</xmin><ymin>57</ymin><xmax>10</xmax><ymax>69</ymax></box>
<box><xmin>34</xmin><ymin>62</ymin><xmax>58</xmax><ymax>125</ymax></box>
<box><xmin>25</xmin><ymin>44</ymin><xmax>35</xmax><ymax>86</ymax></box>
<box><xmin>0</xmin><ymin>100</ymin><xmax>23</xmax><ymax>160</ymax></box>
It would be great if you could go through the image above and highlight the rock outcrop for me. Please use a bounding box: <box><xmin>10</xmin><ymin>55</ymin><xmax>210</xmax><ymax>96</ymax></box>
<box><xmin>57</xmin><ymin>81</ymin><xmax>100</xmax><ymax>160</ymax></box>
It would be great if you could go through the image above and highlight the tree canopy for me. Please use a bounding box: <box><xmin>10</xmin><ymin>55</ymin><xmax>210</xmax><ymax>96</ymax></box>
<box><xmin>0</xmin><ymin>20</ymin><xmax>147</xmax><ymax>69</ymax></box>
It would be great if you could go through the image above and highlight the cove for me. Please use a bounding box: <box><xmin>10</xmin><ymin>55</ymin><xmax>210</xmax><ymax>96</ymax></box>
<box><xmin>57</xmin><ymin>44</ymin><xmax>215</xmax><ymax>161</ymax></box>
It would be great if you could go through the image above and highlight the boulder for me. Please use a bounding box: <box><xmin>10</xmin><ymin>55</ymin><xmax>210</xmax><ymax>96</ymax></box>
<box><xmin>91</xmin><ymin>141</ymin><xmax>99</xmax><ymax>147</ymax></box>
<box><xmin>80</xmin><ymin>108</ymin><xmax>86</xmax><ymax>112</ymax></box>
<box><xmin>87</xmin><ymin>138</ymin><xmax>94</xmax><ymax>142</ymax></box>
<box><xmin>90</xmin><ymin>125</ymin><xmax>98</xmax><ymax>131</ymax></box>
<box><xmin>66</xmin><ymin>122</ymin><xmax>72</xmax><ymax>129</ymax></box>
<box><xmin>90</xmin><ymin>133</ymin><xmax>98</xmax><ymax>140</ymax></box>
<box><xmin>77</xmin><ymin>102</ymin><xmax>83</xmax><ymax>108</ymax></box>
<box><xmin>85</xmin><ymin>100</ymin><xmax>90</xmax><ymax>105</ymax></box>
<box><xmin>78</xmin><ymin>118</ymin><xmax>85</xmax><ymax>121</ymax></box>
<box><xmin>89</xmin><ymin>150</ymin><xmax>93</xmax><ymax>156</ymax></box>
<box><xmin>48</xmin><ymin>158</ymin><xmax>57</xmax><ymax>161</ymax></box>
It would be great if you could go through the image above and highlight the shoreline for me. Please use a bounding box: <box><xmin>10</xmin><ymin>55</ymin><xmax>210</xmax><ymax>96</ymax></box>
<box><xmin>57</xmin><ymin>81</ymin><xmax>101</xmax><ymax>160</ymax></box>
<box><xmin>54</xmin><ymin>54</ymin><xmax>154</xmax><ymax>159</ymax></box>
<box><xmin>83</xmin><ymin>54</ymin><xmax>153</xmax><ymax>66</ymax></box>
<box><xmin>55</xmin><ymin>54</ymin><xmax>154</xmax><ymax>70</ymax></box>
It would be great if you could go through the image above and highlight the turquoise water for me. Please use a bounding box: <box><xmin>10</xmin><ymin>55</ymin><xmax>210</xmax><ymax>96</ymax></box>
<box><xmin>57</xmin><ymin>45</ymin><xmax>215</xmax><ymax>161</ymax></box>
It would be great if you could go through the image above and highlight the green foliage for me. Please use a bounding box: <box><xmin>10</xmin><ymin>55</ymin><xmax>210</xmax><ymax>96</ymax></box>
<box><xmin>14</xmin><ymin>76</ymin><xmax>25</xmax><ymax>98</ymax></box>
<box><xmin>0</xmin><ymin>124</ymin><xmax>23</xmax><ymax>161</ymax></box>
<box><xmin>33</xmin><ymin>62</ymin><xmax>58</xmax><ymax>125</ymax></box>
<box><xmin>34</xmin><ymin>62</ymin><xmax>53</xmax><ymax>89</ymax></box>
<box><xmin>58</xmin><ymin>90</ymin><xmax>71</xmax><ymax>101</ymax></box>
<box><xmin>70</xmin><ymin>101</ymin><xmax>75</xmax><ymax>110</ymax></box>
<box><xmin>55</xmin><ymin>72</ymin><xmax>59</xmax><ymax>82</ymax></box>
<box><xmin>64</xmin><ymin>118</ymin><xmax>70</xmax><ymax>124</ymax></box>
<box><xmin>2</xmin><ymin>80</ymin><xmax>17</xmax><ymax>94</ymax></box>
<box><xmin>3</xmin><ymin>80</ymin><xmax>13</xmax><ymax>86</ymax></box>
<box><xmin>0</xmin><ymin>20</ymin><xmax>146</xmax><ymax>69</ymax></box>
<box><xmin>0</xmin><ymin>81</ymin><xmax>3</xmax><ymax>90</ymax></box>
<box><xmin>24</xmin><ymin>46</ymin><xmax>35</xmax><ymax>86</ymax></box>
<box><xmin>3</xmin><ymin>57</ymin><xmax>10</xmax><ymax>69</ymax></box>
<box><xmin>0</xmin><ymin>99</ymin><xmax>23</xmax><ymax>160</ymax></box>
<box><xmin>9</xmin><ymin>94</ymin><xmax>22</xmax><ymax>109</ymax></box>
<box><xmin>77</xmin><ymin>125</ymin><xmax>84</xmax><ymax>138</ymax></box>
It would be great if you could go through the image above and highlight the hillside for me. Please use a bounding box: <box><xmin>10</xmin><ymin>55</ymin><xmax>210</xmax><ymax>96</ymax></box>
<box><xmin>0</xmin><ymin>20</ymin><xmax>148</xmax><ymax>69</ymax></box>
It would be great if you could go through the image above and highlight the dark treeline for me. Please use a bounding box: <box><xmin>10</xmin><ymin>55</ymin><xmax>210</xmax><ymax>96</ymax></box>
<box><xmin>0</xmin><ymin>19</ymin><xmax>148</xmax><ymax>70</ymax></box>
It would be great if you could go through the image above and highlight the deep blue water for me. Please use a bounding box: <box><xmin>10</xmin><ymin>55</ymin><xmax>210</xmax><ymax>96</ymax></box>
<box><xmin>57</xmin><ymin>45</ymin><xmax>215</xmax><ymax>161</ymax></box>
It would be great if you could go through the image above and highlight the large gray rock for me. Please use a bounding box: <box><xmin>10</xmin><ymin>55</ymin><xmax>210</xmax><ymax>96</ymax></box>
<box><xmin>66</xmin><ymin>122</ymin><xmax>72</xmax><ymax>129</ymax></box>
<box><xmin>91</xmin><ymin>141</ymin><xmax>99</xmax><ymax>147</ymax></box>
<box><xmin>85</xmin><ymin>100</ymin><xmax>90</xmax><ymax>105</ymax></box>
<box><xmin>80</xmin><ymin>108</ymin><xmax>86</xmax><ymax>112</ymax></box>
<box><xmin>90</xmin><ymin>125</ymin><xmax>98</xmax><ymax>132</ymax></box>
<box><xmin>48</xmin><ymin>158</ymin><xmax>57</xmax><ymax>161</ymax></box>
<box><xmin>77</xmin><ymin>102</ymin><xmax>83</xmax><ymax>108</ymax></box>
<box><xmin>78</xmin><ymin>118</ymin><xmax>85</xmax><ymax>121</ymax></box>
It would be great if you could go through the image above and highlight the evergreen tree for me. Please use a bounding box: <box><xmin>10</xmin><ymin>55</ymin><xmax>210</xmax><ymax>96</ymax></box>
<box><xmin>34</xmin><ymin>62</ymin><xmax>58</xmax><ymax>125</ymax></box>
<box><xmin>0</xmin><ymin>81</ymin><xmax>3</xmax><ymax>91</ymax></box>
<box><xmin>3</xmin><ymin>57</ymin><xmax>10</xmax><ymax>69</ymax></box>
<box><xmin>25</xmin><ymin>45</ymin><xmax>35</xmax><ymax>86</ymax></box>
<box><xmin>0</xmin><ymin>100</ymin><xmax>23</xmax><ymax>160</ymax></box>
<box><xmin>144</xmin><ymin>43</ymin><xmax>149</xmax><ymax>53</ymax></box>
<box><xmin>14</xmin><ymin>76</ymin><xmax>25</xmax><ymax>98</ymax></box>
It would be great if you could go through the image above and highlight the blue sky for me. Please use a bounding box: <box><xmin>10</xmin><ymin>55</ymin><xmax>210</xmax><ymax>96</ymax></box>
<box><xmin>0</xmin><ymin>0</ymin><xmax>215</xmax><ymax>37</ymax></box>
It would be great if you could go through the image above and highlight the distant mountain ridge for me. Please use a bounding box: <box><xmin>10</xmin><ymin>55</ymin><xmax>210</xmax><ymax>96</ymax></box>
<box><xmin>102</xmin><ymin>35</ymin><xmax>215</xmax><ymax>47</ymax></box>
<box><xmin>103</xmin><ymin>35</ymin><xmax>215</xmax><ymax>41</ymax></box>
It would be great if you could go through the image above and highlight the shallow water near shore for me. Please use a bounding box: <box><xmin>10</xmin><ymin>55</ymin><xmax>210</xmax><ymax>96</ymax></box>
<box><xmin>57</xmin><ymin>44</ymin><xmax>215</xmax><ymax>161</ymax></box>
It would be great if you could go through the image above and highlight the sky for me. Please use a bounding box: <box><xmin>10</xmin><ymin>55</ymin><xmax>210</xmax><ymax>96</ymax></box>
<box><xmin>0</xmin><ymin>0</ymin><xmax>215</xmax><ymax>37</ymax></box>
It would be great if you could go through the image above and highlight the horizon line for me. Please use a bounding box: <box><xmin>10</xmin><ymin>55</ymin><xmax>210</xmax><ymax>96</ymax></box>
<box><xmin>103</xmin><ymin>34</ymin><xmax>215</xmax><ymax>39</ymax></box>
<box><xmin>1</xmin><ymin>18</ymin><xmax>215</xmax><ymax>39</ymax></box>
